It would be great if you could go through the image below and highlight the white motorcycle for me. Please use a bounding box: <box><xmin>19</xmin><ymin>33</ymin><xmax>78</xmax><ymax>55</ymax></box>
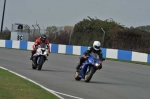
<box><xmin>32</xmin><ymin>43</ymin><xmax>49</xmax><ymax>70</ymax></box>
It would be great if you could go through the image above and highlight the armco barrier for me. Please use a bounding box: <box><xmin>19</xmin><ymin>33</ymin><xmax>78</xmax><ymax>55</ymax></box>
<box><xmin>0</xmin><ymin>40</ymin><xmax>150</xmax><ymax>63</ymax></box>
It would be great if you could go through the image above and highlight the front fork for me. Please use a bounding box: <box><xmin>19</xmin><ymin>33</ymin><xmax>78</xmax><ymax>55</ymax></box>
<box><xmin>37</xmin><ymin>56</ymin><xmax>46</xmax><ymax>64</ymax></box>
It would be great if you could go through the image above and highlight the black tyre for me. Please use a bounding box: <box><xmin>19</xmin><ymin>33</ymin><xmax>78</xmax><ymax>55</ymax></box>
<box><xmin>74</xmin><ymin>71</ymin><xmax>81</xmax><ymax>81</ymax></box>
<box><xmin>38</xmin><ymin>57</ymin><xmax>44</xmax><ymax>70</ymax></box>
<box><xmin>32</xmin><ymin>63</ymin><xmax>37</xmax><ymax>69</ymax></box>
<box><xmin>32</xmin><ymin>57</ymin><xmax>37</xmax><ymax>69</ymax></box>
<box><xmin>84</xmin><ymin>67</ymin><xmax>96</xmax><ymax>82</ymax></box>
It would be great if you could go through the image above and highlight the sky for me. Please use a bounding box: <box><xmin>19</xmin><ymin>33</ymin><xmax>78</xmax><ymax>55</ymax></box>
<box><xmin>0</xmin><ymin>0</ymin><xmax>150</xmax><ymax>30</ymax></box>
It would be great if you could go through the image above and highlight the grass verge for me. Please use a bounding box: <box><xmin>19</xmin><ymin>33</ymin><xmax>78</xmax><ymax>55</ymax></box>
<box><xmin>106</xmin><ymin>58</ymin><xmax>150</xmax><ymax>66</ymax></box>
<box><xmin>0</xmin><ymin>68</ymin><xmax>59</xmax><ymax>99</ymax></box>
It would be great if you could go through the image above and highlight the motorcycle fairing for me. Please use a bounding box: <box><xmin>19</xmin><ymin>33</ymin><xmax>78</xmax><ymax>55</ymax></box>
<box><xmin>79</xmin><ymin>54</ymin><xmax>101</xmax><ymax>79</ymax></box>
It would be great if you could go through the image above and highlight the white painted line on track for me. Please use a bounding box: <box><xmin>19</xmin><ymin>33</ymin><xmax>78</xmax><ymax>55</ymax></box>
<box><xmin>53</xmin><ymin>91</ymin><xmax>84</xmax><ymax>99</ymax></box>
<box><xmin>0</xmin><ymin>66</ymin><xmax>84</xmax><ymax>99</ymax></box>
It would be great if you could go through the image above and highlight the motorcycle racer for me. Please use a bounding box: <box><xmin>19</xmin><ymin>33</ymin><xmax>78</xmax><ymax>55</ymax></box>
<box><xmin>30</xmin><ymin>34</ymin><xmax>50</xmax><ymax>60</ymax></box>
<box><xmin>76</xmin><ymin>41</ymin><xmax>105</xmax><ymax>71</ymax></box>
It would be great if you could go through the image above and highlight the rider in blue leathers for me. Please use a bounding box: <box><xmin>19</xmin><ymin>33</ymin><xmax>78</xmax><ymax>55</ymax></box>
<box><xmin>76</xmin><ymin>41</ymin><xmax>104</xmax><ymax>71</ymax></box>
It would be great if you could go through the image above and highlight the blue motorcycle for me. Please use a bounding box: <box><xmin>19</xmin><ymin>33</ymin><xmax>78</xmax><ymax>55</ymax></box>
<box><xmin>74</xmin><ymin>52</ymin><xmax>104</xmax><ymax>82</ymax></box>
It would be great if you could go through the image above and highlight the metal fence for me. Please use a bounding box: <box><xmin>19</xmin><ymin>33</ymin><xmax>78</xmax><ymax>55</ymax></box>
<box><xmin>28</xmin><ymin>28</ymin><xmax>46</xmax><ymax>41</ymax></box>
<box><xmin>25</xmin><ymin>24</ymin><xmax>46</xmax><ymax>41</ymax></box>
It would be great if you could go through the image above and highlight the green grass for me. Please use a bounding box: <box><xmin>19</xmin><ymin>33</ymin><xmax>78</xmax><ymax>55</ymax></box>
<box><xmin>0</xmin><ymin>68</ymin><xmax>59</xmax><ymax>99</ymax></box>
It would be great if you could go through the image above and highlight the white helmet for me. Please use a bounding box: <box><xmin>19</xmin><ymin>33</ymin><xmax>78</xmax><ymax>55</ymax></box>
<box><xmin>93</xmin><ymin>41</ymin><xmax>101</xmax><ymax>50</ymax></box>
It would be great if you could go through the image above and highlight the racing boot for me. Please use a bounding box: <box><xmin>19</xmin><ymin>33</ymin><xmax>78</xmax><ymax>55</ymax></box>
<box><xmin>98</xmin><ymin>64</ymin><xmax>102</xmax><ymax>70</ymax></box>
<box><xmin>45</xmin><ymin>57</ymin><xmax>48</xmax><ymax>60</ymax></box>
<box><xmin>76</xmin><ymin>63</ymin><xmax>81</xmax><ymax>72</ymax></box>
<box><xmin>30</xmin><ymin>56</ymin><xmax>33</xmax><ymax>60</ymax></box>
<box><xmin>30</xmin><ymin>50</ymin><xmax>36</xmax><ymax>60</ymax></box>
<box><xmin>76</xmin><ymin>57</ymin><xmax>85</xmax><ymax>72</ymax></box>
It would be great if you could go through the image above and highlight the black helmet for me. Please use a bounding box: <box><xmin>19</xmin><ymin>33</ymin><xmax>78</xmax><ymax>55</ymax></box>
<box><xmin>40</xmin><ymin>34</ymin><xmax>47</xmax><ymax>43</ymax></box>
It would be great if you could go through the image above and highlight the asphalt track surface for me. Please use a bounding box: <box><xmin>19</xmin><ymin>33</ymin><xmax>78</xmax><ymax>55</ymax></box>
<box><xmin>0</xmin><ymin>48</ymin><xmax>150</xmax><ymax>99</ymax></box>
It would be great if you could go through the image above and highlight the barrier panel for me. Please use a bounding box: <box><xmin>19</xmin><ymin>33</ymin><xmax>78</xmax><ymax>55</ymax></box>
<box><xmin>0</xmin><ymin>40</ymin><xmax>150</xmax><ymax>63</ymax></box>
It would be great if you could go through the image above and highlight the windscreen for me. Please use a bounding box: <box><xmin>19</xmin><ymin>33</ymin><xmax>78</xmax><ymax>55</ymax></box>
<box><xmin>91</xmin><ymin>52</ymin><xmax>99</xmax><ymax>60</ymax></box>
<box><xmin>38</xmin><ymin>43</ymin><xmax>47</xmax><ymax>48</ymax></box>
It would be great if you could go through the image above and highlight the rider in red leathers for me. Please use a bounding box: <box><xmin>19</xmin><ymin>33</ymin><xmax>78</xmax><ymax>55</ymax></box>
<box><xmin>30</xmin><ymin>34</ymin><xmax>50</xmax><ymax>60</ymax></box>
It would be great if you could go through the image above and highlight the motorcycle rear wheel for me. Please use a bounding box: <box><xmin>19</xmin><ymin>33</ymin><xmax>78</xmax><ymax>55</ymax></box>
<box><xmin>74</xmin><ymin>71</ymin><xmax>81</xmax><ymax>81</ymax></box>
<box><xmin>32</xmin><ymin>58</ymin><xmax>37</xmax><ymax>69</ymax></box>
<box><xmin>32</xmin><ymin>63</ymin><xmax>37</xmax><ymax>69</ymax></box>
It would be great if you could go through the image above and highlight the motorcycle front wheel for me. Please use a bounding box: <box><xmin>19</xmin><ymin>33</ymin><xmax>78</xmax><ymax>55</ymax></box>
<box><xmin>38</xmin><ymin>56</ymin><xmax>45</xmax><ymax>70</ymax></box>
<box><xmin>84</xmin><ymin>67</ymin><xmax>96</xmax><ymax>82</ymax></box>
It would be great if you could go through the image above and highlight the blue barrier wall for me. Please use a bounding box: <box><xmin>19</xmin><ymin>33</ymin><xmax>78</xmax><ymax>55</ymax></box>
<box><xmin>0</xmin><ymin>40</ymin><xmax>149</xmax><ymax>63</ymax></box>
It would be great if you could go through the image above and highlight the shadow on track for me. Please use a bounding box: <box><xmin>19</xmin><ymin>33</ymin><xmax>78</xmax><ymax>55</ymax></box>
<box><xmin>88</xmin><ymin>81</ymin><xmax>124</xmax><ymax>85</ymax></box>
<box><xmin>37</xmin><ymin>69</ymin><xmax>73</xmax><ymax>73</ymax></box>
<box><xmin>74</xmin><ymin>80</ymin><xmax>124</xmax><ymax>86</ymax></box>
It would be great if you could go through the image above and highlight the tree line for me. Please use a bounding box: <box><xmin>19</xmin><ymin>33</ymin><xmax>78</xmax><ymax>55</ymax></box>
<box><xmin>0</xmin><ymin>16</ymin><xmax>150</xmax><ymax>53</ymax></box>
<box><xmin>71</xmin><ymin>16</ymin><xmax>150</xmax><ymax>53</ymax></box>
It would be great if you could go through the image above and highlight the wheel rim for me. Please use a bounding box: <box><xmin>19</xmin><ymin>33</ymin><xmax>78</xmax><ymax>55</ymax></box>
<box><xmin>75</xmin><ymin>72</ymin><xmax>79</xmax><ymax>78</ymax></box>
